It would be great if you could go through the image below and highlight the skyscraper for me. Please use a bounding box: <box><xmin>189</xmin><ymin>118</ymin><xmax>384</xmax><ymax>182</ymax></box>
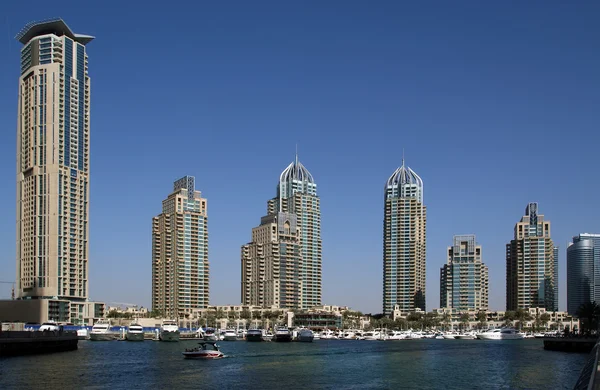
<box><xmin>242</xmin><ymin>155</ymin><xmax>321</xmax><ymax>310</ymax></box>
<box><xmin>14</xmin><ymin>19</ymin><xmax>96</xmax><ymax>323</ymax></box>
<box><xmin>506</xmin><ymin>202</ymin><xmax>555</xmax><ymax>311</ymax></box>
<box><xmin>567</xmin><ymin>234</ymin><xmax>600</xmax><ymax>315</ymax></box>
<box><xmin>440</xmin><ymin>235</ymin><xmax>489</xmax><ymax>311</ymax></box>
<box><xmin>383</xmin><ymin>159</ymin><xmax>426</xmax><ymax>314</ymax></box>
<box><xmin>152</xmin><ymin>176</ymin><xmax>209</xmax><ymax>319</ymax></box>
<box><xmin>553</xmin><ymin>246</ymin><xmax>559</xmax><ymax>311</ymax></box>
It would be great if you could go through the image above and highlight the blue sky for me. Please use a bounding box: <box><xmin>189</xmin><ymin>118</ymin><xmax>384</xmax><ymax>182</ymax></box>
<box><xmin>0</xmin><ymin>1</ymin><xmax>598</xmax><ymax>313</ymax></box>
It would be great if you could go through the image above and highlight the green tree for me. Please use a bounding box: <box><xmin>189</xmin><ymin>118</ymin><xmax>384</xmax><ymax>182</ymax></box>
<box><xmin>393</xmin><ymin>318</ymin><xmax>407</xmax><ymax>331</ymax></box>
<box><xmin>252</xmin><ymin>310</ymin><xmax>262</xmax><ymax>327</ymax></box>
<box><xmin>441</xmin><ymin>312</ymin><xmax>452</xmax><ymax>331</ymax></box>
<box><xmin>503</xmin><ymin>311</ymin><xmax>516</xmax><ymax>327</ymax></box>
<box><xmin>216</xmin><ymin>308</ymin><xmax>226</xmax><ymax>320</ymax></box>
<box><xmin>459</xmin><ymin>313</ymin><xmax>470</xmax><ymax>331</ymax></box>
<box><xmin>577</xmin><ymin>301</ymin><xmax>600</xmax><ymax>335</ymax></box>
<box><xmin>476</xmin><ymin>311</ymin><xmax>487</xmax><ymax>330</ymax></box>
<box><xmin>514</xmin><ymin>309</ymin><xmax>532</xmax><ymax>330</ymax></box>
<box><xmin>240</xmin><ymin>309</ymin><xmax>251</xmax><ymax>324</ymax></box>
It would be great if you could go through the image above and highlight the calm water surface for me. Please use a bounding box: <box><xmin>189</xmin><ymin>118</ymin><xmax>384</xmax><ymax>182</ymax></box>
<box><xmin>0</xmin><ymin>339</ymin><xmax>587</xmax><ymax>389</ymax></box>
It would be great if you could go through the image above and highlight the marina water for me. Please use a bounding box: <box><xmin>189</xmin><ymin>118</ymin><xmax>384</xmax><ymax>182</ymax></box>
<box><xmin>1</xmin><ymin>339</ymin><xmax>586</xmax><ymax>389</ymax></box>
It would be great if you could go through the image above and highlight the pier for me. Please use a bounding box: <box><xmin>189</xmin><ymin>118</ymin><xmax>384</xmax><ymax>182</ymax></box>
<box><xmin>543</xmin><ymin>337</ymin><xmax>597</xmax><ymax>353</ymax></box>
<box><xmin>0</xmin><ymin>331</ymin><xmax>78</xmax><ymax>357</ymax></box>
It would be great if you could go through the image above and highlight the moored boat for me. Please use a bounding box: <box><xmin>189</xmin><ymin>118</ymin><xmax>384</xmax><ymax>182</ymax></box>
<box><xmin>182</xmin><ymin>341</ymin><xmax>224</xmax><ymax>359</ymax></box>
<box><xmin>297</xmin><ymin>329</ymin><xmax>314</xmax><ymax>342</ymax></box>
<box><xmin>222</xmin><ymin>329</ymin><xmax>238</xmax><ymax>341</ymax></box>
<box><xmin>272</xmin><ymin>327</ymin><xmax>292</xmax><ymax>342</ymax></box>
<box><xmin>476</xmin><ymin>328</ymin><xmax>524</xmax><ymax>340</ymax></box>
<box><xmin>246</xmin><ymin>329</ymin><xmax>264</xmax><ymax>342</ymax></box>
<box><xmin>77</xmin><ymin>328</ymin><xmax>90</xmax><ymax>340</ymax></box>
<box><xmin>160</xmin><ymin>320</ymin><xmax>180</xmax><ymax>342</ymax></box>
<box><xmin>126</xmin><ymin>323</ymin><xmax>145</xmax><ymax>341</ymax></box>
<box><xmin>90</xmin><ymin>320</ymin><xmax>114</xmax><ymax>341</ymax></box>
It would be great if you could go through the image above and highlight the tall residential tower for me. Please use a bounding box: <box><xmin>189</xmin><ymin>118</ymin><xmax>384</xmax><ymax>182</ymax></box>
<box><xmin>383</xmin><ymin>159</ymin><xmax>426</xmax><ymax>314</ymax></box>
<box><xmin>242</xmin><ymin>155</ymin><xmax>322</xmax><ymax>310</ymax></box>
<box><xmin>567</xmin><ymin>234</ymin><xmax>600</xmax><ymax>315</ymax></box>
<box><xmin>440</xmin><ymin>235</ymin><xmax>489</xmax><ymax>312</ymax></box>
<box><xmin>506</xmin><ymin>203</ymin><xmax>556</xmax><ymax>311</ymax></box>
<box><xmin>13</xmin><ymin>19</ymin><xmax>102</xmax><ymax>323</ymax></box>
<box><xmin>152</xmin><ymin>176</ymin><xmax>209</xmax><ymax>319</ymax></box>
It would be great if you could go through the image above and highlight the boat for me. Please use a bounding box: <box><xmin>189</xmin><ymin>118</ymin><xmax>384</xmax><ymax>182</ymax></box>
<box><xmin>272</xmin><ymin>327</ymin><xmax>293</xmax><ymax>342</ymax></box>
<box><xmin>534</xmin><ymin>333</ymin><xmax>545</xmax><ymax>339</ymax></box>
<box><xmin>476</xmin><ymin>328</ymin><xmax>524</xmax><ymax>340</ymax></box>
<box><xmin>434</xmin><ymin>333</ymin><xmax>445</xmax><ymax>340</ymax></box>
<box><xmin>38</xmin><ymin>321</ymin><xmax>59</xmax><ymax>332</ymax></box>
<box><xmin>313</xmin><ymin>332</ymin><xmax>321</xmax><ymax>340</ymax></box>
<box><xmin>443</xmin><ymin>332</ymin><xmax>458</xmax><ymax>339</ymax></box>
<box><xmin>204</xmin><ymin>328</ymin><xmax>218</xmax><ymax>341</ymax></box>
<box><xmin>90</xmin><ymin>320</ymin><xmax>114</xmax><ymax>341</ymax></box>
<box><xmin>297</xmin><ymin>329</ymin><xmax>314</xmax><ymax>342</ymax></box>
<box><xmin>77</xmin><ymin>328</ymin><xmax>90</xmax><ymax>340</ymax></box>
<box><xmin>126</xmin><ymin>323</ymin><xmax>145</xmax><ymax>341</ymax></box>
<box><xmin>159</xmin><ymin>320</ymin><xmax>180</xmax><ymax>342</ymax></box>
<box><xmin>363</xmin><ymin>331</ymin><xmax>381</xmax><ymax>341</ymax></box>
<box><xmin>320</xmin><ymin>329</ymin><xmax>337</xmax><ymax>339</ymax></box>
<box><xmin>222</xmin><ymin>329</ymin><xmax>238</xmax><ymax>341</ymax></box>
<box><xmin>386</xmin><ymin>331</ymin><xmax>405</xmax><ymax>340</ymax></box>
<box><xmin>182</xmin><ymin>341</ymin><xmax>224</xmax><ymax>359</ymax></box>
<box><xmin>455</xmin><ymin>331</ymin><xmax>477</xmax><ymax>340</ymax></box>
<box><xmin>264</xmin><ymin>332</ymin><xmax>274</xmax><ymax>341</ymax></box>
<box><xmin>246</xmin><ymin>329</ymin><xmax>264</xmax><ymax>342</ymax></box>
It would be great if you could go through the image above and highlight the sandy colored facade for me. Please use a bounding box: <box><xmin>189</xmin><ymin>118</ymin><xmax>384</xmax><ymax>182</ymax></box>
<box><xmin>242</xmin><ymin>156</ymin><xmax>322</xmax><ymax>310</ymax></box>
<box><xmin>152</xmin><ymin>176</ymin><xmax>209</xmax><ymax>319</ymax></box>
<box><xmin>506</xmin><ymin>202</ymin><xmax>556</xmax><ymax>311</ymax></box>
<box><xmin>383</xmin><ymin>160</ymin><xmax>427</xmax><ymax>314</ymax></box>
<box><xmin>14</xmin><ymin>19</ymin><xmax>98</xmax><ymax>324</ymax></box>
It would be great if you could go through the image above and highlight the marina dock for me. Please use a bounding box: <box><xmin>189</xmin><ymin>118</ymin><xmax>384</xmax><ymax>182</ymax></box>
<box><xmin>543</xmin><ymin>337</ymin><xmax>597</xmax><ymax>353</ymax></box>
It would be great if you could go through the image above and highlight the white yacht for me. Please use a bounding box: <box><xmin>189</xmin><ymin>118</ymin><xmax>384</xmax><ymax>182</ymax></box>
<box><xmin>126</xmin><ymin>323</ymin><xmax>145</xmax><ymax>341</ymax></box>
<box><xmin>386</xmin><ymin>330</ymin><xmax>404</xmax><ymax>340</ymax></box>
<box><xmin>320</xmin><ymin>329</ymin><xmax>337</xmax><ymax>339</ymax></box>
<box><xmin>443</xmin><ymin>332</ymin><xmax>458</xmax><ymax>339</ymax></box>
<box><xmin>77</xmin><ymin>328</ymin><xmax>90</xmax><ymax>340</ymax></box>
<box><xmin>159</xmin><ymin>320</ymin><xmax>180</xmax><ymax>342</ymax></box>
<box><xmin>476</xmin><ymin>328</ymin><xmax>524</xmax><ymax>340</ymax></box>
<box><xmin>342</xmin><ymin>331</ymin><xmax>356</xmax><ymax>340</ymax></box>
<box><xmin>312</xmin><ymin>332</ymin><xmax>321</xmax><ymax>340</ymax></box>
<box><xmin>363</xmin><ymin>331</ymin><xmax>382</xmax><ymax>341</ymax></box>
<box><xmin>90</xmin><ymin>320</ymin><xmax>113</xmax><ymax>341</ymax></box>
<box><xmin>222</xmin><ymin>329</ymin><xmax>238</xmax><ymax>341</ymax></box>
<box><xmin>455</xmin><ymin>331</ymin><xmax>477</xmax><ymax>340</ymax></box>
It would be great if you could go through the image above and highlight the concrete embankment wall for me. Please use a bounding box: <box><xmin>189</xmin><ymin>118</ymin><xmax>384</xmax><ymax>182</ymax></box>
<box><xmin>0</xmin><ymin>331</ymin><xmax>78</xmax><ymax>356</ymax></box>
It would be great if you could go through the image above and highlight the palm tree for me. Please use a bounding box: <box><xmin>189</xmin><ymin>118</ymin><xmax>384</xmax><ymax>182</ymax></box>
<box><xmin>476</xmin><ymin>311</ymin><xmax>487</xmax><ymax>330</ymax></box>
<box><xmin>514</xmin><ymin>309</ymin><xmax>532</xmax><ymax>330</ymax></box>
<box><xmin>239</xmin><ymin>309</ymin><xmax>251</xmax><ymax>329</ymax></box>
<box><xmin>459</xmin><ymin>313</ymin><xmax>470</xmax><ymax>331</ymax></box>
<box><xmin>577</xmin><ymin>301</ymin><xmax>600</xmax><ymax>335</ymax></box>
<box><xmin>540</xmin><ymin>313</ymin><xmax>551</xmax><ymax>331</ymax></box>
<box><xmin>503</xmin><ymin>311</ymin><xmax>515</xmax><ymax>327</ymax></box>
<box><xmin>252</xmin><ymin>310</ymin><xmax>262</xmax><ymax>328</ymax></box>
<box><xmin>441</xmin><ymin>312</ymin><xmax>451</xmax><ymax>331</ymax></box>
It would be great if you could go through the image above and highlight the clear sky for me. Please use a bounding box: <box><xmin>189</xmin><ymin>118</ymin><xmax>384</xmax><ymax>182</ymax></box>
<box><xmin>0</xmin><ymin>0</ymin><xmax>598</xmax><ymax>313</ymax></box>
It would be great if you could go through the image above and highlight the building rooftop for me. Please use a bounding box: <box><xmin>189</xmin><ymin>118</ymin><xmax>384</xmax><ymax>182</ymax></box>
<box><xmin>15</xmin><ymin>18</ymin><xmax>94</xmax><ymax>45</ymax></box>
<box><xmin>280</xmin><ymin>154</ymin><xmax>315</xmax><ymax>184</ymax></box>
<box><xmin>386</xmin><ymin>159</ymin><xmax>423</xmax><ymax>189</ymax></box>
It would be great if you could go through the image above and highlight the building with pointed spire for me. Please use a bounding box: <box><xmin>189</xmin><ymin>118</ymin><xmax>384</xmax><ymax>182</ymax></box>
<box><xmin>383</xmin><ymin>159</ymin><xmax>426</xmax><ymax>314</ymax></box>
<box><xmin>506</xmin><ymin>202</ymin><xmax>555</xmax><ymax>311</ymax></box>
<box><xmin>440</xmin><ymin>235</ymin><xmax>488</xmax><ymax>311</ymax></box>
<box><xmin>242</xmin><ymin>155</ymin><xmax>322</xmax><ymax>310</ymax></box>
<box><xmin>152</xmin><ymin>176</ymin><xmax>209</xmax><ymax>319</ymax></box>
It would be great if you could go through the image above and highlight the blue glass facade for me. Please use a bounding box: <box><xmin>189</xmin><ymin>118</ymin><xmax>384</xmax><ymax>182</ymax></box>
<box><xmin>567</xmin><ymin>234</ymin><xmax>600</xmax><ymax>315</ymax></box>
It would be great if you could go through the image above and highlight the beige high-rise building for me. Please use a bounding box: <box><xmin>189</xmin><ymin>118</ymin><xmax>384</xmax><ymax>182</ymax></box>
<box><xmin>506</xmin><ymin>202</ymin><xmax>555</xmax><ymax>311</ymax></box>
<box><xmin>440</xmin><ymin>235</ymin><xmax>489</xmax><ymax>311</ymax></box>
<box><xmin>242</xmin><ymin>155</ymin><xmax>321</xmax><ymax>310</ymax></box>
<box><xmin>14</xmin><ymin>19</ymin><xmax>97</xmax><ymax>324</ymax></box>
<box><xmin>241</xmin><ymin>212</ymin><xmax>301</xmax><ymax>308</ymax></box>
<box><xmin>383</xmin><ymin>159</ymin><xmax>426</xmax><ymax>314</ymax></box>
<box><xmin>152</xmin><ymin>176</ymin><xmax>209</xmax><ymax>319</ymax></box>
